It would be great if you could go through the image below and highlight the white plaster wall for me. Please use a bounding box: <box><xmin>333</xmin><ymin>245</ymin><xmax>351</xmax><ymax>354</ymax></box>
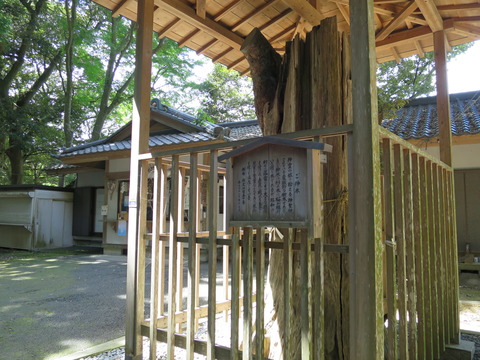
<box><xmin>109</xmin><ymin>158</ymin><xmax>130</xmax><ymax>173</ymax></box>
<box><xmin>415</xmin><ymin>143</ymin><xmax>480</xmax><ymax>170</ymax></box>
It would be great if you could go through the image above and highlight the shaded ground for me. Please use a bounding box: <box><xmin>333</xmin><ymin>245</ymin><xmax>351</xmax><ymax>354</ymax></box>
<box><xmin>0</xmin><ymin>248</ymin><xmax>127</xmax><ymax>360</ymax></box>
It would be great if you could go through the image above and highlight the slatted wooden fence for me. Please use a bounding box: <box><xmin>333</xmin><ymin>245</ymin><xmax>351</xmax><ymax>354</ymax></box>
<box><xmin>128</xmin><ymin>125</ymin><xmax>459</xmax><ymax>359</ymax></box>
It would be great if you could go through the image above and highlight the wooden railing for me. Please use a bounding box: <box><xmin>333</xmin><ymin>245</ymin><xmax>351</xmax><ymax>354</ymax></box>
<box><xmin>128</xmin><ymin>124</ymin><xmax>459</xmax><ymax>359</ymax></box>
<box><xmin>379</xmin><ymin>127</ymin><xmax>459</xmax><ymax>360</ymax></box>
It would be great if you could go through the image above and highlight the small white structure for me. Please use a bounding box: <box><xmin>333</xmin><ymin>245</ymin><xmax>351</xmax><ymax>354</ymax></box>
<box><xmin>0</xmin><ymin>186</ymin><xmax>73</xmax><ymax>250</ymax></box>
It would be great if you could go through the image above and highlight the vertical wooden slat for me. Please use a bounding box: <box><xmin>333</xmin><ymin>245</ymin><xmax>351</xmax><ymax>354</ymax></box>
<box><xmin>149</xmin><ymin>159</ymin><xmax>162</xmax><ymax>359</ymax></box>
<box><xmin>403</xmin><ymin>149</ymin><xmax>417</xmax><ymax>359</ymax></box>
<box><xmin>195</xmin><ymin>167</ymin><xmax>201</xmax><ymax>331</ymax></box>
<box><xmin>443</xmin><ymin>168</ymin><xmax>454</xmax><ymax>343</ymax></box>
<box><xmin>393</xmin><ymin>144</ymin><xmax>408</xmax><ymax>359</ymax></box>
<box><xmin>382</xmin><ymin>138</ymin><xmax>397</xmax><ymax>360</ymax></box>
<box><xmin>176</xmin><ymin>168</ymin><xmax>185</xmax><ymax>332</ymax></box>
<box><xmin>300</xmin><ymin>229</ymin><xmax>312</xmax><ymax>359</ymax></box>
<box><xmin>427</xmin><ymin>161</ymin><xmax>440</xmax><ymax>359</ymax></box>
<box><xmin>420</xmin><ymin>158</ymin><xmax>433</xmax><ymax>360</ymax></box>
<box><xmin>243</xmin><ymin>227</ymin><xmax>253</xmax><ymax>360</ymax></box>
<box><xmin>167</xmin><ymin>155</ymin><xmax>180</xmax><ymax>360</ymax></box>
<box><xmin>432</xmin><ymin>164</ymin><xmax>446</xmax><ymax>353</ymax></box>
<box><xmin>207</xmin><ymin>149</ymin><xmax>219</xmax><ymax>360</ymax></box>
<box><xmin>283</xmin><ymin>228</ymin><xmax>293</xmax><ymax>359</ymax></box>
<box><xmin>412</xmin><ymin>154</ymin><xmax>426</xmax><ymax>359</ymax></box>
<box><xmin>223</xmin><ymin>244</ymin><xmax>230</xmax><ymax>321</ymax></box>
<box><xmin>440</xmin><ymin>168</ymin><xmax>451</xmax><ymax>344</ymax></box>
<box><xmin>159</xmin><ymin>164</ymin><xmax>168</xmax><ymax>317</ymax></box>
<box><xmin>447</xmin><ymin>170</ymin><xmax>460</xmax><ymax>341</ymax></box>
<box><xmin>231</xmin><ymin>227</ymin><xmax>241</xmax><ymax>360</ymax></box>
<box><xmin>255</xmin><ymin>227</ymin><xmax>265</xmax><ymax>360</ymax></box>
<box><xmin>186</xmin><ymin>153</ymin><xmax>198</xmax><ymax>360</ymax></box>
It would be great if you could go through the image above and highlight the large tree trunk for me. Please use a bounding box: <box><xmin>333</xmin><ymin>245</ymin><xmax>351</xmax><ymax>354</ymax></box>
<box><xmin>6</xmin><ymin>142</ymin><xmax>24</xmax><ymax>185</ymax></box>
<box><xmin>242</xmin><ymin>17</ymin><xmax>351</xmax><ymax>359</ymax></box>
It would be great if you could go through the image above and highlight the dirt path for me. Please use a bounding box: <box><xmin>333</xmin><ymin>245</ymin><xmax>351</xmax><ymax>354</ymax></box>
<box><xmin>0</xmin><ymin>250</ymin><xmax>128</xmax><ymax>360</ymax></box>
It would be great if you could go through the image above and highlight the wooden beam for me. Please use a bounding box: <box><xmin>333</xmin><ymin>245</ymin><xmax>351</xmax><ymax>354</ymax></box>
<box><xmin>213</xmin><ymin>0</ymin><xmax>244</xmax><ymax>21</ymax></box>
<box><xmin>414</xmin><ymin>0</ymin><xmax>443</xmax><ymax>32</ymax></box>
<box><xmin>154</xmin><ymin>0</ymin><xmax>244</xmax><ymax>50</ymax></box>
<box><xmin>437</xmin><ymin>3</ymin><xmax>480</xmax><ymax>11</ymax></box>
<box><xmin>349</xmin><ymin>0</ymin><xmax>384</xmax><ymax>358</ymax></box>
<box><xmin>434</xmin><ymin>30</ymin><xmax>452</xmax><ymax>166</ymax></box>
<box><xmin>414</xmin><ymin>39</ymin><xmax>425</xmax><ymax>57</ymax></box>
<box><xmin>376</xmin><ymin>19</ymin><xmax>455</xmax><ymax>51</ymax></box>
<box><xmin>391</xmin><ymin>46</ymin><xmax>402</xmax><ymax>62</ymax></box>
<box><xmin>231</xmin><ymin>0</ymin><xmax>282</xmax><ymax>32</ymax></box>
<box><xmin>196</xmin><ymin>39</ymin><xmax>218</xmax><ymax>55</ymax></box>
<box><xmin>336</xmin><ymin>3</ymin><xmax>350</xmax><ymax>25</ymax></box>
<box><xmin>375</xmin><ymin>1</ymin><xmax>418</xmax><ymax>41</ymax></box>
<box><xmin>157</xmin><ymin>18</ymin><xmax>181</xmax><ymax>38</ymax></box>
<box><xmin>282</xmin><ymin>0</ymin><xmax>325</xmax><ymax>26</ymax></box>
<box><xmin>125</xmin><ymin>0</ymin><xmax>154</xmax><ymax>357</ymax></box>
<box><xmin>196</xmin><ymin>0</ymin><xmax>206</xmax><ymax>18</ymax></box>
<box><xmin>178</xmin><ymin>29</ymin><xmax>201</xmax><ymax>47</ymax></box>
<box><xmin>454</xmin><ymin>22</ymin><xmax>480</xmax><ymax>37</ymax></box>
<box><xmin>113</xmin><ymin>0</ymin><xmax>134</xmax><ymax>17</ymax></box>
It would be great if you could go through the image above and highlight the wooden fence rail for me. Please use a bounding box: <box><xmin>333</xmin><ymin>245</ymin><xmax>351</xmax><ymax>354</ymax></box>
<box><xmin>129</xmin><ymin>125</ymin><xmax>459</xmax><ymax>359</ymax></box>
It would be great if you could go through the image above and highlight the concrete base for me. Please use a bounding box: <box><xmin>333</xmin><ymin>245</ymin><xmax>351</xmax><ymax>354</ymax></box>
<box><xmin>103</xmin><ymin>244</ymin><xmax>126</xmax><ymax>256</ymax></box>
<box><xmin>440</xmin><ymin>339</ymin><xmax>475</xmax><ymax>360</ymax></box>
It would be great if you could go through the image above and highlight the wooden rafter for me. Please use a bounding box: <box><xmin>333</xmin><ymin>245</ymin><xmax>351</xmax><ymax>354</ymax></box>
<box><xmin>213</xmin><ymin>0</ymin><xmax>244</xmax><ymax>22</ymax></box>
<box><xmin>178</xmin><ymin>29</ymin><xmax>201</xmax><ymax>47</ymax></box>
<box><xmin>414</xmin><ymin>39</ymin><xmax>425</xmax><ymax>57</ymax></box>
<box><xmin>376</xmin><ymin>1</ymin><xmax>418</xmax><ymax>41</ymax></box>
<box><xmin>196</xmin><ymin>39</ymin><xmax>218</xmax><ymax>55</ymax></box>
<box><xmin>437</xmin><ymin>3</ymin><xmax>480</xmax><ymax>11</ymax></box>
<box><xmin>196</xmin><ymin>0</ymin><xmax>206</xmax><ymax>18</ymax></box>
<box><xmin>336</xmin><ymin>3</ymin><xmax>350</xmax><ymax>25</ymax></box>
<box><xmin>112</xmin><ymin>0</ymin><xmax>134</xmax><ymax>17</ymax></box>
<box><xmin>391</xmin><ymin>46</ymin><xmax>402</xmax><ymax>62</ymax></box>
<box><xmin>454</xmin><ymin>22</ymin><xmax>480</xmax><ymax>37</ymax></box>
<box><xmin>212</xmin><ymin>48</ymin><xmax>233</xmax><ymax>62</ymax></box>
<box><xmin>157</xmin><ymin>18</ymin><xmax>181</xmax><ymax>38</ymax></box>
<box><xmin>258</xmin><ymin>9</ymin><xmax>294</xmax><ymax>32</ymax></box>
<box><xmin>414</xmin><ymin>0</ymin><xmax>443</xmax><ymax>31</ymax></box>
<box><xmin>292</xmin><ymin>16</ymin><xmax>306</xmax><ymax>40</ymax></box>
<box><xmin>231</xmin><ymin>0</ymin><xmax>282</xmax><ymax>32</ymax></box>
<box><xmin>374</xmin><ymin>6</ymin><xmax>428</xmax><ymax>25</ymax></box>
<box><xmin>376</xmin><ymin>19</ymin><xmax>455</xmax><ymax>50</ymax></box>
<box><xmin>227</xmin><ymin>57</ymin><xmax>245</xmax><ymax>69</ymax></box>
<box><xmin>154</xmin><ymin>0</ymin><xmax>245</xmax><ymax>50</ymax></box>
<box><xmin>282</xmin><ymin>0</ymin><xmax>325</xmax><ymax>26</ymax></box>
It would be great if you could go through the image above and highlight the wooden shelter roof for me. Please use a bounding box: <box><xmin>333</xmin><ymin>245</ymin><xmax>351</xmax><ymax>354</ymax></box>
<box><xmin>92</xmin><ymin>0</ymin><xmax>480</xmax><ymax>73</ymax></box>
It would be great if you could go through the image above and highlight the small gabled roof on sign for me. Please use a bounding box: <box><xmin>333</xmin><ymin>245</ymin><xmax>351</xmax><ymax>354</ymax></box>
<box><xmin>218</xmin><ymin>136</ymin><xmax>332</xmax><ymax>162</ymax></box>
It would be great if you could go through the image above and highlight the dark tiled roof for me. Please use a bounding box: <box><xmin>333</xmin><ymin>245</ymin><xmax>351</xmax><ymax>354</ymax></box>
<box><xmin>59</xmin><ymin>132</ymin><xmax>216</xmax><ymax>158</ymax></box>
<box><xmin>382</xmin><ymin>91</ymin><xmax>480</xmax><ymax>140</ymax></box>
<box><xmin>223</xmin><ymin>120</ymin><xmax>262</xmax><ymax>140</ymax></box>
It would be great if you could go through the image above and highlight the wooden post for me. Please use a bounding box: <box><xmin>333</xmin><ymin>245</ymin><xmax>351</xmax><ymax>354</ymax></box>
<box><xmin>349</xmin><ymin>0</ymin><xmax>384</xmax><ymax>358</ymax></box>
<box><xmin>125</xmin><ymin>0</ymin><xmax>154</xmax><ymax>358</ymax></box>
<box><xmin>434</xmin><ymin>31</ymin><xmax>452</xmax><ymax>167</ymax></box>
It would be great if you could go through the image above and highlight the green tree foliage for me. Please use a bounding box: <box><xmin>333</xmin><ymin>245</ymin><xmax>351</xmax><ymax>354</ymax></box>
<box><xmin>0</xmin><ymin>0</ymin><xmax>204</xmax><ymax>184</ymax></box>
<box><xmin>377</xmin><ymin>43</ymin><xmax>472</xmax><ymax>121</ymax></box>
<box><xmin>196</xmin><ymin>63</ymin><xmax>255</xmax><ymax>123</ymax></box>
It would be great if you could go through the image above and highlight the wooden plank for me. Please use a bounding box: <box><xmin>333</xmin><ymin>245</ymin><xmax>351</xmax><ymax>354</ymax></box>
<box><xmin>149</xmin><ymin>158</ymin><xmax>162</xmax><ymax>359</ymax></box>
<box><xmin>255</xmin><ymin>227</ymin><xmax>265</xmax><ymax>360</ymax></box>
<box><xmin>434</xmin><ymin>30</ymin><xmax>453</xmax><ymax>167</ymax></box>
<box><xmin>350</xmin><ymin>0</ymin><xmax>384</xmax><ymax>357</ymax></box>
<box><xmin>159</xmin><ymin>165</ymin><xmax>168</xmax><ymax>318</ymax></box>
<box><xmin>282</xmin><ymin>0</ymin><xmax>324</xmax><ymax>26</ymax></box>
<box><xmin>167</xmin><ymin>155</ymin><xmax>180</xmax><ymax>359</ymax></box>
<box><xmin>403</xmin><ymin>149</ymin><xmax>417</xmax><ymax>359</ymax></box>
<box><xmin>414</xmin><ymin>0</ymin><xmax>443</xmax><ymax>32</ymax></box>
<box><xmin>196</xmin><ymin>0</ymin><xmax>206</xmax><ymax>18</ymax></box>
<box><xmin>447</xmin><ymin>171</ymin><xmax>460</xmax><ymax>341</ymax></box>
<box><xmin>300</xmin><ymin>229</ymin><xmax>312</xmax><ymax>359</ymax></box>
<box><xmin>153</xmin><ymin>0</ymin><xmax>244</xmax><ymax>51</ymax></box>
<box><xmin>427</xmin><ymin>161</ymin><xmax>440</xmax><ymax>359</ymax></box>
<box><xmin>125</xmin><ymin>0</ymin><xmax>154</xmax><ymax>357</ymax></box>
<box><xmin>207</xmin><ymin>149</ymin><xmax>219</xmax><ymax>360</ymax></box>
<box><xmin>420</xmin><ymin>157</ymin><xmax>433</xmax><ymax>360</ymax></box>
<box><xmin>432</xmin><ymin>164</ymin><xmax>446</xmax><ymax>353</ymax></box>
<box><xmin>382</xmin><ymin>138</ymin><xmax>397</xmax><ymax>360</ymax></box>
<box><xmin>176</xmin><ymin>167</ymin><xmax>186</xmax><ymax>332</ymax></box>
<box><xmin>223</xmin><ymin>244</ymin><xmax>229</xmax><ymax>321</ymax></box>
<box><xmin>242</xmin><ymin>227</ymin><xmax>253</xmax><ymax>360</ymax></box>
<box><xmin>393</xmin><ymin>144</ymin><xmax>408</xmax><ymax>359</ymax></box>
<box><xmin>444</xmin><ymin>168</ymin><xmax>455</xmax><ymax>344</ymax></box>
<box><xmin>186</xmin><ymin>153</ymin><xmax>198</xmax><ymax>360</ymax></box>
<box><xmin>412</xmin><ymin>154</ymin><xmax>426</xmax><ymax>359</ymax></box>
<box><xmin>376</xmin><ymin>1</ymin><xmax>418</xmax><ymax>41</ymax></box>
<box><xmin>283</xmin><ymin>228</ymin><xmax>293</xmax><ymax>359</ymax></box>
<box><xmin>231</xmin><ymin>227</ymin><xmax>241</xmax><ymax>360</ymax></box>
